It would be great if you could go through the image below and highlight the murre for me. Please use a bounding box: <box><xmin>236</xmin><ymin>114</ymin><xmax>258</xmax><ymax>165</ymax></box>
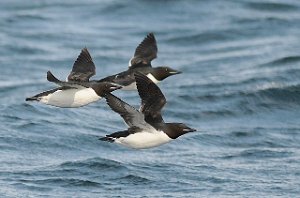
<box><xmin>99</xmin><ymin>72</ymin><xmax>196</xmax><ymax>149</ymax></box>
<box><xmin>98</xmin><ymin>33</ymin><xmax>181</xmax><ymax>90</ymax></box>
<box><xmin>26</xmin><ymin>48</ymin><xmax>121</xmax><ymax>108</ymax></box>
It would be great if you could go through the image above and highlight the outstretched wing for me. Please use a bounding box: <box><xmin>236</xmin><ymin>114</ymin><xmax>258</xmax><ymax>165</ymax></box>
<box><xmin>129</xmin><ymin>33</ymin><xmax>157</xmax><ymax>69</ymax></box>
<box><xmin>67</xmin><ymin>48</ymin><xmax>96</xmax><ymax>82</ymax></box>
<box><xmin>134</xmin><ymin>72</ymin><xmax>166</xmax><ymax>124</ymax></box>
<box><xmin>47</xmin><ymin>71</ymin><xmax>88</xmax><ymax>88</ymax></box>
<box><xmin>104</xmin><ymin>93</ymin><xmax>152</xmax><ymax>129</ymax></box>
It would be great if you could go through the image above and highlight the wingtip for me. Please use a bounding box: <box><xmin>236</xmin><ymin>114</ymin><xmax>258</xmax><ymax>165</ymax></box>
<box><xmin>76</xmin><ymin>47</ymin><xmax>93</xmax><ymax>64</ymax></box>
<box><xmin>147</xmin><ymin>32</ymin><xmax>155</xmax><ymax>40</ymax></box>
<box><xmin>81</xmin><ymin>47</ymin><xmax>89</xmax><ymax>54</ymax></box>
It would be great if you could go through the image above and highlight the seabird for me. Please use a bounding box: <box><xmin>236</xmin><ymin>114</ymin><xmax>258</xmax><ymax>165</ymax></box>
<box><xmin>26</xmin><ymin>48</ymin><xmax>121</xmax><ymax>108</ymax></box>
<box><xmin>98</xmin><ymin>33</ymin><xmax>182</xmax><ymax>90</ymax></box>
<box><xmin>99</xmin><ymin>72</ymin><xmax>196</xmax><ymax>149</ymax></box>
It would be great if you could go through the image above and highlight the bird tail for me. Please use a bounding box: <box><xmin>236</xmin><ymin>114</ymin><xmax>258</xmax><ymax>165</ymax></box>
<box><xmin>25</xmin><ymin>96</ymin><xmax>39</xmax><ymax>101</ymax></box>
<box><xmin>99</xmin><ymin>136</ymin><xmax>115</xmax><ymax>143</ymax></box>
<box><xmin>47</xmin><ymin>71</ymin><xmax>61</xmax><ymax>83</ymax></box>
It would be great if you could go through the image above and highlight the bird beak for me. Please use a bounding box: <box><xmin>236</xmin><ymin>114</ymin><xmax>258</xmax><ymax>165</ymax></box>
<box><xmin>183</xmin><ymin>127</ymin><xmax>197</xmax><ymax>132</ymax></box>
<box><xmin>109</xmin><ymin>83</ymin><xmax>122</xmax><ymax>91</ymax></box>
<box><xmin>169</xmin><ymin>69</ymin><xmax>182</xmax><ymax>75</ymax></box>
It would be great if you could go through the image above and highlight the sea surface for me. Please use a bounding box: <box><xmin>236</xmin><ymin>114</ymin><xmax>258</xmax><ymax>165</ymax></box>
<box><xmin>0</xmin><ymin>0</ymin><xmax>300</xmax><ymax>197</ymax></box>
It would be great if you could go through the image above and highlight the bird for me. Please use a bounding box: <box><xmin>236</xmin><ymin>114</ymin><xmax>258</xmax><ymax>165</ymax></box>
<box><xmin>97</xmin><ymin>33</ymin><xmax>182</xmax><ymax>90</ymax></box>
<box><xmin>99</xmin><ymin>72</ymin><xmax>196</xmax><ymax>149</ymax></box>
<box><xmin>26</xmin><ymin>48</ymin><xmax>121</xmax><ymax>108</ymax></box>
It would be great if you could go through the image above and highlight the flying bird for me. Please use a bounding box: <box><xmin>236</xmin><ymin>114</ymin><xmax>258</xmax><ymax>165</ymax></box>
<box><xmin>98</xmin><ymin>33</ymin><xmax>181</xmax><ymax>90</ymax></box>
<box><xmin>100</xmin><ymin>72</ymin><xmax>196</xmax><ymax>149</ymax></box>
<box><xmin>26</xmin><ymin>48</ymin><xmax>121</xmax><ymax>108</ymax></box>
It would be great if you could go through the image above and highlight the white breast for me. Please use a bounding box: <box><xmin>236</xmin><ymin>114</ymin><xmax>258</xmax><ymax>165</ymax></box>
<box><xmin>146</xmin><ymin>73</ymin><xmax>160</xmax><ymax>84</ymax></box>
<box><xmin>115</xmin><ymin>130</ymin><xmax>172</xmax><ymax>149</ymax></box>
<box><xmin>40</xmin><ymin>87</ymin><xmax>101</xmax><ymax>108</ymax></box>
<box><xmin>121</xmin><ymin>73</ymin><xmax>160</xmax><ymax>91</ymax></box>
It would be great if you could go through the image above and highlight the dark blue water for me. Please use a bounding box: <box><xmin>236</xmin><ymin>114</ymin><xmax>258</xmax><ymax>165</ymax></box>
<box><xmin>1</xmin><ymin>0</ymin><xmax>300</xmax><ymax>197</ymax></box>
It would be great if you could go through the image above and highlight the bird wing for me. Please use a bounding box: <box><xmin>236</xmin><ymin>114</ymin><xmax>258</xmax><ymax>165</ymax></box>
<box><xmin>67</xmin><ymin>48</ymin><xmax>96</xmax><ymax>82</ymax></box>
<box><xmin>104</xmin><ymin>93</ymin><xmax>153</xmax><ymax>129</ymax></box>
<box><xmin>47</xmin><ymin>71</ymin><xmax>89</xmax><ymax>88</ymax></box>
<box><xmin>134</xmin><ymin>72</ymin><xmax>166</xmax><ymax>124</ymax></box>
<box><xmin>129</xmin><ymin>33</ymin><xmax>157</xmax><ymax>69</ymax></box>
<box><xmin>98</xmin><ymin>70</ymin><xmax>135</xmax><ymax>86</ymax></box>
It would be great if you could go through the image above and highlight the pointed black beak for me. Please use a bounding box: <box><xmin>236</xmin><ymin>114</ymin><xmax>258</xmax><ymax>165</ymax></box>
<box><xmin>169</xmin><ymin>69</ymin><xmax>182</xmax><ymax>75</ymax></box>
<box><xmin>108</xmin><ymin>83</ymin><xmax>122</xmax><ymax>91</ymax></box>
<box><xmin>183</xmin><ymin>127</ymin><xmax>197</xmax><ymax>132</ymax></box>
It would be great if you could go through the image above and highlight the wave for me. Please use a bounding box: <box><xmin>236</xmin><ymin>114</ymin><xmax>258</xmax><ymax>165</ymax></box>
<box><xmin>243</xmin><ymin>84</ymin><xmax>300</xmax><ymax>107</ymax></box>
<box><xmin>115</xmin><ymin>174</ymin><xmax>151</xmax><ymax>184</ymax></box>
<box><xmin>244</xmin><ymin>2</ymin><xmax>298</xmax><ymax>12</ymax></box>
<box><xmin>59</xmin><ymin>157</ymin><xmax>125</xmax><ymax>171</ymax></box>
<box><xmin>166</xmin><ymin>31</ymin><xmax>234</xmax><ymax>46</ymax></box>
<box><xmin>173</xmin><ymin>82</ymin><xmax>300</xmax><ymax>122</ymax></box>
<box><xmin>185</xmin><ymin>82</ymin><xmax>300</xmax><ymax>106</ymax></box>
<box><xmin>260</xmin><ymin>56</ymin><xmax>300</xmax><ymax>67</ymax></box>
<box><xmin>222</xmin><ymin>149</ymin><xmax>293</xmax><ymax>159</ymax></box>
<box><xmin>18</xmin><ymin>178</ymin><xmax>102</xmax><ymax>188</ymax></box>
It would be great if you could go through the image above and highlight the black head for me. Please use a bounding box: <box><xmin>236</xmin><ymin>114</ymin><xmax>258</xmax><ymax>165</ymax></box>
<box><xmin>151</xmin><ymin>67</ymin><xmax>182</xmax><ymax>81</ymax></box>
<box><xmin>91</xmin><ymin>82</ymin><xmax>122</xmax><ymax>96</ymax></box>
<box><xmin>164</xmin><ymin>123</ymin><xmax>196</xmax><ymax>139</ymax></box>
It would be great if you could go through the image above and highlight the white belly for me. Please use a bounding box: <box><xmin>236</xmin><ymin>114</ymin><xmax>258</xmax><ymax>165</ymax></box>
<box><xmin>115</xmin><ymin>131</ymin><xmax>172</xmax><ymax>149</ymax></box>
<box><xmin>40</xmin><ymin>87</ymin><xmax>101</xmax><ymax>108</ymax></box>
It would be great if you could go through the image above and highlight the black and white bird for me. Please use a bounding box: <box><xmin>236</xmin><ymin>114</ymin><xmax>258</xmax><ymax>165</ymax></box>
<box><xmin>26</xmin><ymin>48</ymin><xmax>121</xmax><ymax>108</ymax></box>
<box><xmin>98</xmin><ymin>33</ymin><xmax>181</xmax><ymax>90</ymax></box>
<box><xmin>99</xmin><ymin>73</ymin><xmax>196</xmax><ymax>149</ymax></box>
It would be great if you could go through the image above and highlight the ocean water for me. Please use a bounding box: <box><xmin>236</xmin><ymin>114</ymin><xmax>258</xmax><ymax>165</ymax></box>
<box><xmin>0</xmin><ymin>0</ymin><xmax>300</xmax><ymax>197</ymax></box>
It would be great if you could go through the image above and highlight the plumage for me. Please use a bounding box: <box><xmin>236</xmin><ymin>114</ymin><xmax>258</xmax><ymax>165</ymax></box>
<box><xmin>35</xmin><ymin>87</ymin><xmax>101</xmax><ymax>108</ymax></box>
<box><xmin>47</xmin><ymin>48</ymin><xmax>96</xmax><ymax>87</ymax></box>
<box><xmin>135</xmin><ymin>72</ymin><xmax>166</xmax><ymax>123</ymax></box>
<box><xmin>67</xmin><ymin>47</ymin><xmax>96</xmax><ymax>82</ymax></box>
<box><xmin>100</xmin><ymin>73</ymin><xmax>196</xmax><ymax>149</ymax></box>
<box><xmin>105</xmin><ymin>93</ymin><xmax>148</xmax><ymax>128</ymax></box>
<box><xmin>98</xmin><ymin>33</ymin><xmax>181</xmax><ymax>90</ymax></box>
<box><xmin>130</xmin><ymin>32</ymin><xmax>157</xmax><ymax>68</ymax></box>
<box><xmin>26</xmin><ymin>48</ymin><xmax>121</xmax><ymax>107</ymax></box>
<box><xmin>114</xmin><ymin>130</ymin><xmax>172</xmax><ymax>149</ymax></box>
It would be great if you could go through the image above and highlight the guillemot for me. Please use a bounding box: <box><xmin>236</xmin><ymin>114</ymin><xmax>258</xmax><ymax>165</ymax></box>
<box><xmin>99</xmin><ymin>72</ymin><xmax>196</xmax><ymax>149</ymax></box>
<box><xmin>98</xmin><ymin>33</ymin><xmax>181</xmax><ymax>90</ymax></box>
<box><xmin>26</xmin><ymin>48</ymin><xmax>121</xmax><ymax>108</ymax></box>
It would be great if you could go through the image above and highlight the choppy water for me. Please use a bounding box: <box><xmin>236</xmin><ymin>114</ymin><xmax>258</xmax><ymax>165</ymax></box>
<box><xmin>1</xmin><ymin>0</ymin><xmax>300</xmax><ymax>197</ymax></box>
